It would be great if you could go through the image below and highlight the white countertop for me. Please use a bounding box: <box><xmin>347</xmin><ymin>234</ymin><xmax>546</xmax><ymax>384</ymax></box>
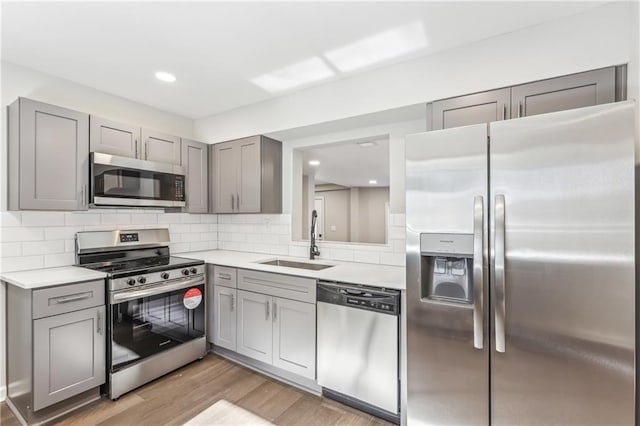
<box><xmin>180</xmin><ymin>250</ymin><xmax>406</xmax><ymax>290</ymax></box>
<box><xmin>0</xmin><ymin>266</ymin><xmax>107</xmax><ymax>289</ymax></box>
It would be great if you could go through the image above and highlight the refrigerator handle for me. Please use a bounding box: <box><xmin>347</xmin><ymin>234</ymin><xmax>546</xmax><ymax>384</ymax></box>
<box><xmin>494</xmin><ymin>194</ymin><xmax>507</xmax><ymax>353</ymax></box>
<box><xmin>472</xmin><ymin>195</ymin><xmax>484</xmax><ymax>350</ymax></box>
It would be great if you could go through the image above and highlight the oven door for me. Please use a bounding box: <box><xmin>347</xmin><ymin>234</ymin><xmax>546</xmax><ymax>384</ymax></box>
<box><xmin>91</xmin><ymin>152</ymin><xmax>185</xmax><ymax>208</ymax></box>
<box><xmin>109</xmin><ymin>277</ymin><xmax>205</xmax><ymax>372</ymax></box>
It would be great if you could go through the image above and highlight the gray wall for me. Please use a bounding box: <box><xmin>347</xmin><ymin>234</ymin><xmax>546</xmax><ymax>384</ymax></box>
<box><xmin>316</xmin><ymin>188</ymin><xmax>351</xmax><ymax>242</ymax></box>
<box><xmin>351</xmin><ymin>187</ymin><xmax>389</xmax><ymax>244</ymax></box>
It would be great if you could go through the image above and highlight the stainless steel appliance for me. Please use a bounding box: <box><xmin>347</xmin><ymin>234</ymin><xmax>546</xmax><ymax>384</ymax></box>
<box><xmin>406</xmin><ymin>101</ymin><xmax>636</xmax><ymax>425</ymax></box>
<box><xmin>76</xmin><ymin>228</ymin><xmax>206</xmax><ymax>399</ymax></box>
<box><xmin>317</xmin><ymin>281</ymin><xmax>400</xmax><ymax>424</ymax></box>
<box><xmin>90</xmin><ymin>152</ymin><xmax>186</xmax><ymax>208</ymax></box>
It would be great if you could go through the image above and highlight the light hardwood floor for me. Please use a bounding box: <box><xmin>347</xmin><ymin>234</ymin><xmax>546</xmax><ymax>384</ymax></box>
<box><xmin>0</xmin><ymin>354</ymin><xmax>391</xmax><ymax>425</ymax></box>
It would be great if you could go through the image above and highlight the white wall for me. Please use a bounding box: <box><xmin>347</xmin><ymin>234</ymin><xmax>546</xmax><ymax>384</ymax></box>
<box><xmin>194</xmin><ymin>2</ymin><xmax>634</xmax><ymax>143</ymax></box>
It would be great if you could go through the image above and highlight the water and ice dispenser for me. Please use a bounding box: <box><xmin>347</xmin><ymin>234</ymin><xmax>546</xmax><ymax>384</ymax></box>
<box><xmin>420</xmin><ymin>233</ymin><xmax>474</xmax><ymax>304</ymax></box>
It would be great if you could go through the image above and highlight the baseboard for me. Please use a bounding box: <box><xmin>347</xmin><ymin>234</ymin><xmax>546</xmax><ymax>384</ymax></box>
<box><xmin>0</xmin><ymin>385</ymin><xmax>6</xmax><ymax>402</ymax></box>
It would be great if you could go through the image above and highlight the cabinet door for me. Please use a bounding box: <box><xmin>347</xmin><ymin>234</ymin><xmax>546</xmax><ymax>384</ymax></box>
<box><xmin>18</xmin><ymin>98</ymin><xmax>89</xmax><ymax>210</ymax></box>
<box><xmin>141</xmin><ymin>129</ymin><xmax>181</xmax><ymax>164</ymax></box>
<box><xmin>511</xmin><ymin>67</ymin><xmax>615</xmax><ymax>118</ymax></box>
<box><xmin>237</xmin><ymin>136</ymin><xmax>261</xmax><ymax>213</ymax></box>
<box><xmin>33</xmin><ymin>306</ymin><xmax>106</xmax><ymax>411</ymax></box>
<box><xmin>182</xmin><ymin>139</ymin><xmax>209</xmax><ymax>213</ymax></box>
<box><xmin>236</xmin><ymin>290</ymin><xmax>272</xmax><ymax>363</ymax></box>
<box><xmin>431</xmin><ymin>88</ymin><xmax>511</xmax><ymax>130</ymax></box>
<box><xmin>89</xmin><ymin>116</ymin><xmax>140</xmax><ymax>158</ymax></box>
<box><xmin>272</xmin><ymin>297</ymin><xmax>316</xmax><ymax>379</ymax></box>
<box><xmin>212</xmin><ymin>286</ymin><xmax>237</xmax><ymax>351</ymax></box>
<box><xmin>212</xmin><ymin>141</ymin><xmax>238</xmax><ymax>213</ymax></box>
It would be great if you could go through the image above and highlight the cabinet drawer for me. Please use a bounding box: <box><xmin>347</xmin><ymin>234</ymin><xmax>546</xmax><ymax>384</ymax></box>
<box><xmin>213</xmin><ymin>266</ymin><xmax>237</xmax><ymax>288</ymax></box>
<box><xmin>33</xmin><ymin>280</ymin><xmax>105</xmax><ymax>319</ymax></box>
<box><xmin>237</xmin><ymin>269</ymin><xmax>316</xmax><ymax>303</ymax></box>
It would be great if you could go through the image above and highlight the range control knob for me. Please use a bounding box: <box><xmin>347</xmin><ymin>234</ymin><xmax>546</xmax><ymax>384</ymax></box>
<box><xmin>126</xmin><ymin>278</ymin><xmax>136</xmax><ymax>286</ymax></box>
<box><xmin>138</xmin><ymin>276</ymin><xmax>146</xmax><ymax>284</ymax></box>
<box><xmin>190</xmin><ymin>267</ymin><xmax>198</xmax><ymax>274</ymax></box>
<box><xmin>182</xmin><ymin>269</ymin><xmax>190</xmax><ymax>276</ymax></box>
<box><xmin>161</xmin><ymin>272</ymin><xmax>170</xmax><ymax>280</ymax></box>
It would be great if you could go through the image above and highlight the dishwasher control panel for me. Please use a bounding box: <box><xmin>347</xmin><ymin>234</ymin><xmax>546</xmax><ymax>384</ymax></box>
<box><xmin>346</xmin><ymin>297</ymin><xmax>396</xmax><ymax>313</ymax></box>
<box><xmin>317</xmin><ymin>281</ymin><xmax>400</xmax><ymax>316</ymax></box>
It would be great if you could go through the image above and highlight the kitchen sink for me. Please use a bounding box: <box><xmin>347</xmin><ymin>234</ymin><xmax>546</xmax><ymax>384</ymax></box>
<box><xmin>259</xmin><ymin>259</ymin><xmax>334</xmax><ymax>271</ymax></box>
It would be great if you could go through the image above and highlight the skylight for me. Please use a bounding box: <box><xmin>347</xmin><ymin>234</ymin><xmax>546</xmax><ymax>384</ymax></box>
<box><xmin>250</xmin><ymin>57</ymin><xmax>335</xmax><ymax>93</ymax></box>
<box><xmin>324</xmin><ymin>21</ymin><xmax>428</xmax><ymax>73</ymax></box>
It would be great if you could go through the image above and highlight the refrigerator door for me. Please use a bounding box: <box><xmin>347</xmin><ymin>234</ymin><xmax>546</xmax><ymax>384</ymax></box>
<box><xmin>489</xmin><ymin>102</ymin><xmax>635</xmax><ymax>425</ymax></box>
<box><xmin>406</xmin><ymin>124</ymin><xmax>489</xmax><ymax>425</ymax></box>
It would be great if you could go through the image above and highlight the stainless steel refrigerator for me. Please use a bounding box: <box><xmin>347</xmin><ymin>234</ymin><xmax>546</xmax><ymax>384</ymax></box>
<box><xmin>405</xmin><ymin>101</ymin><xmax>635</xmax><ymax>425</ymax></box>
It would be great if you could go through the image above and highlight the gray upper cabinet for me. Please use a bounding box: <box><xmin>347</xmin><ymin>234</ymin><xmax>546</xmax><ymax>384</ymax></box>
<box><xmin>142</xmin><ymin>129</ymin><xmax>181</xmax><ymax>165</ymax></box>
<box><xmin>8</xmin><ymin>98</ymin><xmax>89</xmax><ymax>210</ymax></box>
<box><xmin>431</xmin><ymin>88</ymin><xmax>511</xmax><ymax>130</ymax></box>
<box><xmin>89</xmin><ymin>116</ymin><xmax>141</xmax><ymax>158</ymax></box>
<box><xmin>210</xmin><ymin>135</ymin><xmax>282</xmax><ymax>214</ymax></box>
<box><xmin>511</xmin><ymin>67</ymin><xmax>616</xmax><ymax>118</ymax></box>
<box><xmin>182</xmin><ymin>139</ymin><xmax>209</xmax><ymax>213</ymax></box>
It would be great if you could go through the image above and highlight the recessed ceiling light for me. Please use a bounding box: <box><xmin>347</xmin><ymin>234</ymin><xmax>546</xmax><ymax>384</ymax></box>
<box><xmin>369</xmin><ymin>179</ymin><xmax>378</xmax><ymax>185</ymax></box>
<box><xmin>309</xmin><ymin>160</ymin><xmax>320</xmax><ymax>166</ymax></box>
<box><xmin>358</xmin><ymin>141</ymin><xmax>378</xmax><ymax>148</ymax></box>
<box><xmin>155</xmin><ymin>71</ymin><xmax>176</xmax><ymax>83</ymax></box>
<box><xmin>250</xmin><ymin>57</ymin><xmax>335</xmax><ymax>93</ymax></box>
<box><xmin>324</xmin><ymin>21</ymin><xmax>428</xmax><ymax>73</ymax></box>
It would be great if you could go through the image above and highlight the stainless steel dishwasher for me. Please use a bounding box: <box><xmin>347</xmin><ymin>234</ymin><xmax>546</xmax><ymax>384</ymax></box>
<box><xmin>317</xmin><ymin>281</ymin><xmax>400</xmax><ymax>424</ymax></box>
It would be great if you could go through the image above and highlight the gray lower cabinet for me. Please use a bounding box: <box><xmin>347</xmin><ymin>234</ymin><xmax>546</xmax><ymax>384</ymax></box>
<box><xmin>210</xmin><ymin>135</ymin><xmax>282</xmax><ymax>213</ymax></box>
<box><xmin>182</xmin><ymin>138</ymin><xmax>209</xmax><ymax>213</ymax></box>
<box><xmin>431</xmin><ymin>88</ymin><xmax>511</xmax><ymax>130</ymax></box>
<box><xmin>33</xmin><ymin>306</ymin><xmax>106</xmax><ymax>411</ymax></box>
<box><xmin>6</xmin><ymin>279</ymin><xmax>106</xmax><ymax>424</ymax></box>
<box><xmin>511</xmin><ymin>67</ymin><xmax>616</xmax><ymax>118</ymax></box>
<box><xmin>8</xmin><ymin>98</ymin><xmax>89</xmax><ymax>210</ymax></box>
<box><xmin>89</xmin><ymin>115</ymin><xmax>141</xmax><ymax>158</ymax></box>
<box><xmin>142</xmin><ymin>128</ymin><xmax>181</xmax><ymax>164</ymax></box>
<box><xmin>236</xmin><ymin>289</ymin><xmax>273</xmax><ymax>364</ymax></box>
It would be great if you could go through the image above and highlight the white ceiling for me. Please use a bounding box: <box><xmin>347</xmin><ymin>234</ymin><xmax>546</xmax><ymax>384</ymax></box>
<box><xmin>300</xmin><ymin>137</ymin><xmax>390</xmax><ymax>188</ymax></box>
<box><xmin>1</xmin><ymin>2</ymin><xmax>607</xmax><ymax>119</ymax></box>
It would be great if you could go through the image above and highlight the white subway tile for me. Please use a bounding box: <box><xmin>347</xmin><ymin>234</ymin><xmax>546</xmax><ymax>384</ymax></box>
<box><xmin>182</xmin><ymin>233</ymin><xmax>202</xmax><ymax>243</ymax></box>
<box><xmin>330</xmin><ymin>248</ymin><xmax>355</xmax><ymax>262</ymax></box>
<box><xmin>354</xmin><ymin>251</ymin><xmax>381</xmax><ymax>264</ymax></box>
<box><xmin>200</xmin><ymin>215</ymin><xmax>218</xmax><ymax>223</ymax></box>
<box><xmin>2</xmin><ymin>227</ymin><xmax>44</xmax><ymax>242</ymax></box>
<box><xmin>288</xmin><ymin>245</ymin><xmax>308</xmax><ymax>258</ymax></box>
<box><xmin>65</xmin><ymin>240</ymin><xmax>75</xmax><ymax>252</ymax></box>
<box><xmin>82</xmin><ymin>225</ymin><xmax>117</xmax><ymax>232</ymax></box>
<box><xmin>380</xmin><ymin>252</ymin><xmax>405</xmax><ymax>266</ymax></box>
<box><xmin>23</xmin><ymin>240</ymin><xmax>65</xmax><ymax>256</ymax></box>
<box><xmin>208</xmin><ymin>241</ymin><xmax>218</xmax><ymax>250</ymax></box>
<box><xmin>45</xmin><ymin>226</ymin><xmax>83</xmax><ymax>240</ymax></box>
<box><xmin>388</xmin><ymin>225</ymin><xmax>405</xmax><ymax>239</ymax></box>
<box><xmin>168</xmin><ymin>224</ymin><xmax>191</xmax><ymax>234</ymax></box>
<box><xmin>217</xmin><ymin>215</ymin><xmax>232</xmax><ymax>224</ymax></box>
<box><xmin>391</xmin><ymin>214</ymin><xmax>406</xmax><ymax>227</ymax></box>
<box><xmin>169</xmin><ymin>233</ymin><xmax>183</xmax><ymax>243</ymax></box>
<box><xmin>217</xmin><ymin>232</ymin><xmax>233</xmax><ymax>241</ymax></box>
<box><xmin>190</xmin><ymin>224</ymin><xmax>209</xmax><ymax>233</ymax></box>
<box><xmin>0</xmin><ymin>255</ymin><xmax>44</xmax><ymax>272</ymax></box>
<box><xmin>0</xmin><ymin>212</ymin><xmax>22</xmax><ymax>227</ymax></box>
<box><xmin>392</xmin><ymin>239</ymin><xmax>406</xmax><ymax>253</ymax></box>
<box><xmin>131</xmin><ymin>214</ymin><xmax>158</xmax><ymax>225</ymax></box>
<box><xmin>44</xmin><ymin>252</ymin><xmax>75</xmax><ymax>268</ymax></box>
<box><xmin>189</xmin><ymin>241</ymin><xmax>210</xmax><ymax>251</ymax></box>
<box><xmin>65</xmin><ymin>212</ymin><xmax>101</xmax><ymax>226</ymax></box>
<box><xmin>200</xmin><ymin>232</ymin><xmax>216</xmax><ymax>241</ymax></box>
<box><xmin>157</xmin><ymin>214</ymin><xmax>179</xmax><ymax>224</ymax></box>
<box><xmin>21</xmin><ymin>212</ymin><xmax>65</xmax><ymax>227</ymax></box>
<box><xmin>180</xmin><ymin>214</ymin><xmax>201</xmax><ymax>224</ymax></box>
<box><xmin>101</xmin><ymin>213</ymin><xmax>131</xmax><ymax>225</ymax></box>
<box><xmin>0</xmin><ymin>242</ymin><xmax>22</xmax><ymax>257</ymax></box>
<box><xmin>170</xmin><ymin>243</ymin><xmax>190</xmax><ymax>253</ymax></box>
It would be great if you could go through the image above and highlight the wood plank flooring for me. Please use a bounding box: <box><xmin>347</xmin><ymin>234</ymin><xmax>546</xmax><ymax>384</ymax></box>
<box><xmin>0</xmin><ymin>354</ymin><xmax>391</xmax><ymax>426</ymax></box>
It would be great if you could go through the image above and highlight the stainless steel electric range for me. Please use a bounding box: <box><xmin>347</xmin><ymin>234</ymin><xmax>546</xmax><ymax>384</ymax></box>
<box><xmin>76</xmin><ymin>228</ymin><xmax>206</xmax><ymax>400</ymax></box>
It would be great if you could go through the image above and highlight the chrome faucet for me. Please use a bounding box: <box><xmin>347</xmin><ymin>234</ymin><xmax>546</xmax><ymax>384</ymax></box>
<box><xmin>310</xmin><ymin>210</ymin><xmax>320</xmax><ymax>260</ymax></box>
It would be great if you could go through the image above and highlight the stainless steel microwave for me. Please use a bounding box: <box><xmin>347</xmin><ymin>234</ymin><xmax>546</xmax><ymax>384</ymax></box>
<box><xmin>90</xmin><ymin>153</ymin><xmax>186</xmax><ymax>208</ymax></box>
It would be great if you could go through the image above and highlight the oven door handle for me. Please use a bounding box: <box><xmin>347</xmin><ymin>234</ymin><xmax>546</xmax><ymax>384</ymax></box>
<box><xmin>110</xmin><ymin>277</ymin><xmax>204</xmax><ymax>303</ymax></box>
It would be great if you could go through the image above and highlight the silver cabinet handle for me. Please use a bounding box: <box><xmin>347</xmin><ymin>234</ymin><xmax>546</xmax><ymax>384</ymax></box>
<box><xmin>472</xmin><ymin>195</ymin><xmax>484</xmax><ymax>350</ymax></box>
<box><xmin>81</xmin><ymin>185</ymin><xmax>86</xmax><ymax>206</ymax></box>
<box><xmin>135</xmin><ymin>138</ymin><xmax>138</xmax><ymax>158</ymax></box>
<box><xmin>97</xmin><ymin>310</ymin><xmax>103</xmax><ymax>335</ymax></box>
<box><xmin>517</xmin><ymin>102</ymin><xmax>523</xmax><ymax>118</ymax></box>
<box><xmin>273</xmin><ymin>300</ymin><xmax>277</xmax><ymax>322</ymax></box>
<box><xmin>230</xmin><ymin>293</ymin><xmax>235</xmax><ymax>312</ymax></box>
<box><xmin>265</xmin><ymin>299</ymin><xmax>270</xmax><ymax>320</ymax></box>
<box><xmin>219</xmin><ymin>273</ymin><xmax>231</xmax><ymax>280</ymax></box>
<box><xmin>502</xmin><ymin>104</ymin><xmax>507</xmax><ymax>120</ymax></box>
<box><xmin>236</xmin><ymin>194</ymin><xmax>240</xmax><ymax>211</ymax></box>
<box><xmin>231</xmin><ymin>194</ymin><xmax>235</xmax><ymax>211</ymax></box>
<box><xmin>494</xmin><ymin>194</ymin><xmax>506</xmax><ymax>353</ymax></box>
<box><xmin>55</xmin><ymin>292</ymin><xmax>91</xmax><ymax>304</ymax></box>
<box><xmin>145</xmin><ymin>140</ymin><xmax>149</xmax><ymax>160</ymax></box>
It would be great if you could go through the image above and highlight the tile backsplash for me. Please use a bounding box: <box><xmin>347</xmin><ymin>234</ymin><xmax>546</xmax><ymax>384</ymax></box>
<box><xmin>0</xmin><ymin>210</ymin><xmax>406</xmax><ymax>273</ymax></box>
<box><xmin>0</xmin><ymin>210</ymin><xmax>218</xmax><ymax>273</ymax></box>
